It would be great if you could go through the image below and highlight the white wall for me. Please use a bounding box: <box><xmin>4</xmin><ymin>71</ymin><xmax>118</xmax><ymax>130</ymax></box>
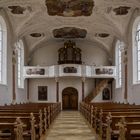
<box><xmin>113</xmin><ymin>9</ymin><xmax>140</xmax><ymax>105</ymax></box>
<box><xmin>0</xmin><ymin>11</ymin><xmax>110</xmax><ymax>105</ymax></box>
<box><xmin>29</xmin><ymin>40</ymin><xmax>109</xmax><ymax>104</ymax></box>
<box><xmin>59</xmin><ymin>78</ymin><xmax>95</xmax><ymax>103</ymax></box>
<box><xmin>113</xmin><ymin>40</ymin><xmax>128</xmax><ymax>103</ymax></box>
<box><xmin>0</xmin><ymin>11</ymin><xmax>28</xmax><ymax>105</ymax></box>
<box><xmin>16</xmin><ymin>81</ymin><xmax>28</xmax><ymax>104</ymax></box>
<box><xmin>29</xmin><ymin>77</ymin><xmax>95</xmax><ymax>107</ymax></box>
<box><xmin>29</xmin><ymin>78</ymin><xmax>56</xmax><ymax>103</ymax></box>
<box><xmin>31</xmin><ymin>40</ymin><xmax>109</xmax><ymax>66</ymax></box>
<box><xmin>113</xmin><ymin>87</ymin><xmax>124</xmax><ymax>103</ymax></box>
<box><xmin>126</xmin><ymin>10</ymin><xmax>140</xmax><ymax>104</ymax></box>
<box><xmin>92</xmin><ymin>91</ymin><xmax>112</xmax><ymax>103</ymax></box>
<box><xmin>92</xmin><ymin>81</ymin><xmax>112</xmax><ymax>103</ymax></box>
<box><xmin>80</xmin><ymin>42</ymin><xmax>109</xmax><ymax>66</ymax></box>
<box><xmin>0</xmin><ymin>11</ymin><xmax>13</xmax><ymax>105</ymax></box>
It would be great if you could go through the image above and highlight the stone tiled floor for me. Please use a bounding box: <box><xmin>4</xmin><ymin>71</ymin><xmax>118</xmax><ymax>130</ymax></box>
<box><xmin>41</xmin><ymin>111</ymin><xmax>99</xmax><ymax>140</ymax></box>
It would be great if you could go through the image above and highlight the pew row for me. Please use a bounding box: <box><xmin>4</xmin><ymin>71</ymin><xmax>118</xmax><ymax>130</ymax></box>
<box><xmin>0</xmin><ymin>102</ymin><xmax>61</xmax><ymax>140</ymax></box>
<box><xmin>80</xmin><ymin>102</ymin><xmax>140</xmax><ymax>140</ymax></box>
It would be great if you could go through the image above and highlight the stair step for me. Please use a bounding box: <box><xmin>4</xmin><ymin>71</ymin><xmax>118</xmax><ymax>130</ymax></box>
<box><xmin>84</xmin><ymin>79</ymin><xmax>109</xmax><ymax>102</ymax></box>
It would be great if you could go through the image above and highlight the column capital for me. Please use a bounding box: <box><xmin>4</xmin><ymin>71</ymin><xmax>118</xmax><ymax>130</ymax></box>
<box><xmin>12</xmin><ymin>50</ymin><xmax>16</xmax><ymax>65</ymax></box>
<box><xmin>81</xmin><ymin>77</ymin><xmax>86</xmax><ymax>82</ymax></box>
<box><xmin>123</xmin><ymin>49</ymin><xmax>128</xmax><ymax>64</ymax></box>
<box><xmin>55</xmin><ymin>77</ymin><xmax>59</xmax><ymax>82</ymax></box>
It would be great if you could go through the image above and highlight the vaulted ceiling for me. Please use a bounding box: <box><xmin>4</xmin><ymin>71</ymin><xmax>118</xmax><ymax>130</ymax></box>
<box><xmin>0</xmin><ymin>0</ymin><xmax>140</xmax><ymax>61</ymax></box>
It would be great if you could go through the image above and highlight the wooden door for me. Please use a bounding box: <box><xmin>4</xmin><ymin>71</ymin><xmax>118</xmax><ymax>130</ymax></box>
<box><xmin>62</xmin><ymin>87</ymin><xmax>78</xmax><ymax>110</ymax></box>
<box><xmin>62</xmin><ymin>94</ymin><xmax>69</xmax><ymax>109</ymax></box>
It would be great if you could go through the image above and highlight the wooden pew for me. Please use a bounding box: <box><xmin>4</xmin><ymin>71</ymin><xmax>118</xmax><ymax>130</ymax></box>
<box><xmin>80</xmin><ymin>102</ymin><xmax>140</xmax><ymax>140</ymax></box>
<box><xmin>0</xmin><ymin>113</ymin><xmax>36</xmax><ymax>140</ymax></box>
<box><xmin>0</xmin><ymin>122</ymin><xmax>16</xmax><ymax>139</ymax></box>
<box><xmin>0</xmin><ymin>102</ymin><xmax>61</xmax><ymax>140</ymax></box>
<box><xmin>113</xmin><ymin>117</ymin><xmax>140</xmax><ymax>140</ymax></box>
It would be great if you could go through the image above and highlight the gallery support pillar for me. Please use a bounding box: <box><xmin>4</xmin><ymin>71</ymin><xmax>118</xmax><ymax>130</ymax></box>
<box><xmin>123</xmin><ymin>49</ymin><xmax>128</xmax><ymax>103</ymax></box>
<box><xmin>82</xmin><ymin>77</ymin><xmax>85</xmax><ymax>101</ymax></box>
<box><xmin>55</xmin><ymin>78</ymin><xmax>59</xmax><ymax>102</ymax></box>
<box><xmin>27</xmin><ymin>79</ymin><xmax>30</xmax><ymax>101</ymax></box>
<box><xmin>12</xmin><ymin>50</ymin><xmax>16</xmax><ymax>104</ymax></box>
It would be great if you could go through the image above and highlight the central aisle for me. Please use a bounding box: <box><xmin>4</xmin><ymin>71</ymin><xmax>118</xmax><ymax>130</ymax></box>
<box><xmin>44</xmin><ymin>111</ymin><xmax>98</xmax><ymax>140</ymax></box>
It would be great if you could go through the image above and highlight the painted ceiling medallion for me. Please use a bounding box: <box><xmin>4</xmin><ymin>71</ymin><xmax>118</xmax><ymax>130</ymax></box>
<box><xmin>30</xmin><ymin>33</ymin><xmax>42</xmax><ymax>37</ymax></box>
<box><xmin>8</xmin><ymin>6</ymin><xmax>26</xmax><ymax>14</ymax></box>
<box><xmin>113</xmin><ymin>6</ymin><xmax>131</xmax><ymax>15</ymax></box>
<box><xmin>53</xmin><ymin>27</ymin><xmax>87</xmax><ymax>38</ymax></box>
<box><xmin>45</xmin><ymin>0</ymin><xmax>94</xmax><ymax>17</ymax></box>
<box><xmin>95</xmin><ymin>33</ymin><xmax>109</xmax><ymax>38</ymax></box>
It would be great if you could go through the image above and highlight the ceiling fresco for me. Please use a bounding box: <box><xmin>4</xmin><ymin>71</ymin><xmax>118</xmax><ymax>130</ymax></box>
<box><xmin>53</xmin><ymin>27</ymin><xmax>87</xmax><ymax>38</ymax></box>
<box><xmin>45</xmin><ymin>0</ymin><xmax>94</xmax><ymax>17</ymax></box>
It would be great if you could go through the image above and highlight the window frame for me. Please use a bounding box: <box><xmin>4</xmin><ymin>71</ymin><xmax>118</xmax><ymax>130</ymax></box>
<box><xmin>136</xmin><ymin>27</ymin><xmax>140</xmax><ymax>82</ymax></box>
<box><xmin>115</xmin><ymin>40</ymin><xmax>123</xmax><ymax>88</ymax></box>
<box><xmin>16</xmin><ymin>40</ymin><xmax>24</xmax><ymax>88</ymax></box>
<box><xmin>0</xmin><ymin>23</ymin><xmax>3</xmax><ymax>83</ymax></box>
<box><xmin>0</xmin><ymin>16</ymin><xmax>7</xmax><ymax>85</ymax></box>
<box><xmin>132</xmin><ymin>18</ymin><xmax>140</xmax><ymax>85</ymax></box>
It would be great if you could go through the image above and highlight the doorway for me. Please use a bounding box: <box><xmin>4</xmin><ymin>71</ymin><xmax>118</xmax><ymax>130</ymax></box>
<box><xmin>62</xmin><ymin>87</ymin><xmax>78</xmax><ymax>110</ymax></box>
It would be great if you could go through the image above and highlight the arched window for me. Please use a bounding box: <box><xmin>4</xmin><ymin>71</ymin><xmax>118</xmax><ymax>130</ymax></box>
<box><xmin>116</xmin><ymin>40</ymin><xmax>123</xmax><ymax>88</ymax></box>
<box><xmin>0</xmin><ymin>16</ymin><xmax>7</xmax><ymax>84</ymax></box>
<box><xmin>16</xmin><ymin>40</ymin><xmax>24</xmax><ymax>88</ymax></box>
<box><xmin>133</xmin><ymin>17</ymin><xmax>140</xmax><ymax>84</ymax></box>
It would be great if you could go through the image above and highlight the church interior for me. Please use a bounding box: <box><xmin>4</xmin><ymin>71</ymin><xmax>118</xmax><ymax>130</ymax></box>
<box><xmin>0</xmin><ymin>0</ymin><xmax>140</xmax><ymax>140</ymax></box>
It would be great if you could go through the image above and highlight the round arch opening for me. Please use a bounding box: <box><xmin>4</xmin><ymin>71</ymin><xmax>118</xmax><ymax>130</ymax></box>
<box><xmin>62</xmin><ymin>87</ymin><xmax>78</xmax><ymax>110</ymax></box>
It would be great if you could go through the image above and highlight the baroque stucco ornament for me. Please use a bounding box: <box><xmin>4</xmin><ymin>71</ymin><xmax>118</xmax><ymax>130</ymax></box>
<box><xmin>0</xmin><ymin>0</ymin><xmax>139</xmax><ymax>60</ymax></box>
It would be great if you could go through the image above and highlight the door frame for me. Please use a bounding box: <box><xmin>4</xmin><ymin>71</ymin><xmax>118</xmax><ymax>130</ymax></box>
<box><xmin>62</xmin><ymin>87</ymin><xmax>78</xmax><ymax>110</ymax></box>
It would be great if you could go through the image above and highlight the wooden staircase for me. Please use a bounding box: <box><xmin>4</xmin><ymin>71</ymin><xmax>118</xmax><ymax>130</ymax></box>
<box><xmin>84</xmin><ymin>79</ymin><xmax>109</xmax><ymax>103</ymax></box>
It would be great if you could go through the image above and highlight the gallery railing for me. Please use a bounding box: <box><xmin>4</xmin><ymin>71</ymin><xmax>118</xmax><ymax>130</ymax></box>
<box><xmin>23</xmin><ymin>64</ymin><xmax>116</xmax><ymax>79</ymax></box>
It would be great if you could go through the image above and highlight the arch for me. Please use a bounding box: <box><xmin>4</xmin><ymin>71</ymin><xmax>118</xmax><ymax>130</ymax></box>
<box><xmin>0</xmin><ymin>15</ymin><xmax>7</xmax><ymax>31</ymax></box>
<box><xmin>27</xmin><ymin>38</ymin><xmax>112</xmax><ymax>64</ymax></box>
<box><xmin>102</xmin><ymin>88</ymin><xmax>111</xmax><ymax>100</ymax></box>
<box><xmin>62</xmin><ymin>87</ymin><xmax>78</xmax><ymax>110</ymax></box>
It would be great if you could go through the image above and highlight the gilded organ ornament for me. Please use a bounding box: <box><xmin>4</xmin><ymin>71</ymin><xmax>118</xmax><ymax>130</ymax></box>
<box><xmin>58</xmin><ymin>40</ymin><xmax>82</xmax><ymax>64</ymax></box>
